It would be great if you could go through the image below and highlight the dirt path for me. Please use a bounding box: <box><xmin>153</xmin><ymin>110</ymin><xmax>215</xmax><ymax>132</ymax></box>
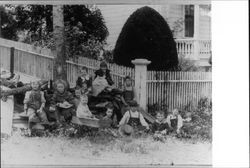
<box><xmin>1</xmin><ymin>133</ymin><xmax>211</xmax><ymax>166</ymax></box>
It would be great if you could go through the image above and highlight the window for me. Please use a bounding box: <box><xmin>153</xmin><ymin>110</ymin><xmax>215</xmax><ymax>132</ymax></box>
<box><xmin>184</xmin><ymin>5</ymin><xmax>194</xmax><ymax>37</ymax></box>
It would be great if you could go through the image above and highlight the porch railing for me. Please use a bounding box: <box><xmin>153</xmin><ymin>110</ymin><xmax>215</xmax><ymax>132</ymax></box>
<box><xmin>175</xmin><ymin>38</ymin><xmax>211</xmax><ymax>60</ymax></box>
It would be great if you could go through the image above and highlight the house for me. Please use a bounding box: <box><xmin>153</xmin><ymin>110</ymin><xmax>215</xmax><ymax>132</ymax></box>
<box><xmin>97</xmin><ymin>4</ymin><xmax>211</xmax><ymax>69</ymax></box>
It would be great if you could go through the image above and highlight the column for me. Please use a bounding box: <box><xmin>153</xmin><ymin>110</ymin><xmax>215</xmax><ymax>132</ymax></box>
<box><xmin>132</xmin><ymin>59</ymin><xmax>151</xmax><ymax>111</ymax></box>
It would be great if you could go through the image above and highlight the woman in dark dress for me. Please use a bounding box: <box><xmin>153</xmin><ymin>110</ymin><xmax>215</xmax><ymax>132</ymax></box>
<box><xmin>94</xmin><ymin>61</ymin><xmax>114</xmax><ymax>86</ymax></box>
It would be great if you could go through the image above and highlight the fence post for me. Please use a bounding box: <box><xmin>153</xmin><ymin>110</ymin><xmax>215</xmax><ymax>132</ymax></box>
<box><xmin>10</xmin><ymin>47</ymin><xmax>15</xmax><ymax>76</ymax></box>
<box><xmin>132</xmin><ymin>59</ymin><xmax>151</xmax><ymax>111</ymax></box>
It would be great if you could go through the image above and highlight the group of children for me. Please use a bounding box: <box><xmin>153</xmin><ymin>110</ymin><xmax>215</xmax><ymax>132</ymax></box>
<box><xmin>23</xmin><ymin>61</ymin><xmax>190</xmax><ymax>139</ymax></box>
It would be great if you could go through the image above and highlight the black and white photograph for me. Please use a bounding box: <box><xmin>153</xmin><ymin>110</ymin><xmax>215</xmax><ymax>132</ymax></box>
<box><xmin>0</xmin><ymin>0</ymin><xmax>248</xmax><ymax>167</ymax></box>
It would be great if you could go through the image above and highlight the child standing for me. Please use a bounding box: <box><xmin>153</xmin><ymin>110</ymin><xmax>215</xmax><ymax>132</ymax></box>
<box><xmin>49</xmin><ymin>79</ymin><xmax>76</xmax><ymax>123</ymax></box>
<box><xmin>23</xmin><ymin>81</ymin><xmax>48</xmax><ymax>133</ymax></box>
<box><xmin>120</xmin><ymin>76</ymin><xmax>136</xmax><ymax>114</ymax></box>
<box><xmin>166</xmin><ymin>108</ymin><xmax>183</xmax><ymax>135</ymax></box>
<box><xmin>119</xmin><ymin>101</ymin><xmax>149</xmax><ymax>131</ymax></box>
<box><xmin>122</xmin><ymin>76</ymin><xmax>135</xmax><ymax>105</ymax></box>
<box><xmin>76</xmin><ymin>94</ymin><xmax>93</xmax><ymax>118</ymax></box>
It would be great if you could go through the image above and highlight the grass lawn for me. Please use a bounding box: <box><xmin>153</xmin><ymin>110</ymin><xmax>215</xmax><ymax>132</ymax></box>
<box><xmin>1</xmin><ymin>130</ymin><xmax>212</xmax><ymax>166</ymax></box>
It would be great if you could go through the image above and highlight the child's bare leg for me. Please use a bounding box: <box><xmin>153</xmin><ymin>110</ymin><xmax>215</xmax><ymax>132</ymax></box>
<box><xmin>38</xmin><ymin>109</ymin><xmax>49</xmax><ymax>123</ymax></box>
<box><xmin>27</xmin><ymin>108</ymin><xmax>36</xmax><ymax>135</ymax></box>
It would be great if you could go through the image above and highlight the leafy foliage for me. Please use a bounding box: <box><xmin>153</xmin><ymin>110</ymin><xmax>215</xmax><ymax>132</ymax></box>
<box><xmin>0</xmin><ymin>5</ymin><xmax>18</xmax><ymax>40</ymax></box>
<box><xmin>113</xmin><ymin>6</ymin><xmax>178</xmax><ymax>71</ymax></box>
<box><xmin>1</xmin><ymin>5</ymin><xmax>109</xmax><ymax>60</ymax></box>
<box><xmin>181</xmin><ymin>97</ymin><xmax>212</xmax><ymax>141</ymax></box>
<box><xmin>175</xmin><ymin>54</ymin><xmax>199</xmax><ymax>71</ymax></box>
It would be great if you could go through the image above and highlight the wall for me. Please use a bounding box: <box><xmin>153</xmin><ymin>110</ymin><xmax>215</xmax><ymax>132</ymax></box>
<box><xmin>199</xmin><ymin>5</ymin><xmax>211</xmax><ymax>39</ymax></box>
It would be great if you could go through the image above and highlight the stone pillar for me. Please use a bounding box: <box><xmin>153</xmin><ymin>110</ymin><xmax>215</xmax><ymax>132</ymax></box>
<box><xmin>132</xmin><ymin>59</ymin><xmax>151</xmax><ymax>111</ymax></box>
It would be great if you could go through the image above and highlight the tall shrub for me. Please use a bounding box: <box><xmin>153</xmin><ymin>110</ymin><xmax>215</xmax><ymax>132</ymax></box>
<box><xmin>113</xmin><ymin>6</ymin><xmax>178</xmax><ymax>71</ymax></box>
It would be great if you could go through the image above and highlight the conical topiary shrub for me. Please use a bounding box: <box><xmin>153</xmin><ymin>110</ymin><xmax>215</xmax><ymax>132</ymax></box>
<box><xmin>113</xmin><ymin>6</ymin><xmax>178</xmax><ymax>71</ymax></box>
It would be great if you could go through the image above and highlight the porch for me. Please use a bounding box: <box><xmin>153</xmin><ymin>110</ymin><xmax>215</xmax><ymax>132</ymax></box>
<box><xmin>175</xmin><ymin>38</ymin><xmax>211</xmax><ymax>67</ymax></box>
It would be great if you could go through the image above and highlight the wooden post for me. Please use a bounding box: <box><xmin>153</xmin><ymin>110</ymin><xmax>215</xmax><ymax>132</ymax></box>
<box><xmin>193</xmin><ymin>4</ymin><xmax>200</xmax><ymax>60</ymax></box>
<box><xmin>10</xmin><ymin>47</ymin><xmax>14</xmax><ymax>76</ymax></box>
<box><xmin>132</xmin><ymin>59</ymin><xmax>151</xmax><ymax>111</ymax></box>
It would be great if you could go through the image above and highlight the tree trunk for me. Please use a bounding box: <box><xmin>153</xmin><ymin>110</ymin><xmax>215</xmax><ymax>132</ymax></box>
<box><xmin>52</xmin><ymin>5</ymin><xmax>67</xmax><ymax>81</ymax></box>
<box><xmin>0</xmin><ymin>7</ymin><xmax>2</xmax><ymax>37</ymax></box>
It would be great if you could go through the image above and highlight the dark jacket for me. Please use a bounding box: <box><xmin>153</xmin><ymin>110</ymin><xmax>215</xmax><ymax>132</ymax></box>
<box><xmin>95</xmin><ymin>69</ymin><xmax>114</xmax><ymax>86</ymax></box>
<box><xmin>76</xmin><ymin>76</ymin><xmax>92</xmax><ymax>88</ymax></box>
<box><xmin>51</xmin><ymin>91</ymin><xmax>76</xmax><ymax>108</ymax></box>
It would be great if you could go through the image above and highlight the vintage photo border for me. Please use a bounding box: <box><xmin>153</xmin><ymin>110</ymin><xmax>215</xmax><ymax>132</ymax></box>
<box><xmin>1</xmin><ymin>0</ymin><xmax>249</xmax><ymax>168</ymax></box>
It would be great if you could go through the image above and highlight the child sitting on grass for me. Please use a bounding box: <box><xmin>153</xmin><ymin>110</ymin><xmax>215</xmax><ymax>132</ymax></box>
<box><xmin>119</xmin><ymin>101</ymin><xmax>149</xmax><ymax>131</ymax></box>
<box><xmin>76</xmin><ymin>94</ymin><xmax>94</xmax><ymax>118</ymax></box>
<box><xmin>151</xmin><ymin>111</ymin><xmax>170</xmax><ymax>141</ymax></box>
<box><xmin>49</xmin><ymin>79</ymin><xmax>76</xmax><ymax>124</ymax></box>
<box><xmin>99</xmin><ymin>103</ymin><xmax>117</xmax><ymax>128</ymax></box>
<box><xmin>166</xmin><ymin>108</ymin><xmax>184</xmax><ymax>136</ymax></box>
<box><xmin>23</xmin><ymin>81</ymin><xmax>49</xmax><ymax>134</ymax></box>
<box><xmin>98</xmin><ymin>103</ymin><xmax>118</xmax><ymax>137</ymax></box>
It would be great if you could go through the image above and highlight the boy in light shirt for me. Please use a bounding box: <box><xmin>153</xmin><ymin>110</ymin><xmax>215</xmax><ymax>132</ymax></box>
<box><xmin>119</xmin><ymin>101</ymin><xmax>149</xmax><ymax>130</ymax></box>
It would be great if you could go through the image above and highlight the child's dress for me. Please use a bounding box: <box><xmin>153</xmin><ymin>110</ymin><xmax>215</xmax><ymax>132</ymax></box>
<box><xmin>123</xmin><ymin>85</ymin><xmax>134</xmax><ymax>103</ymax></box>
<box><xmin>23</xmin><ymin>90</ymin><xmax>48</xmax><ymax>123</ymax></box>
<box><xmin>76</xmin><ymin>103</ymin><xmax>92</xmax><ymax>118</ymax></box>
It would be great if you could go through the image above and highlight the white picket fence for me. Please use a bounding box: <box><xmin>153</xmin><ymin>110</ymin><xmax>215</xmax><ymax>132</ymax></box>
<box><xmin>147</xmin><ymin>71</ymin><xmax>212</xmax><ymax>111</ymax></box>
<box><xmin>0</xmin><ymin>38</ymin><xmax>211</xmax><ymax>111</ymax></box>
<box><xmin>0</xmin><ymin>38</ymin><xmax>134</xmax><ymax>88</ymax></box>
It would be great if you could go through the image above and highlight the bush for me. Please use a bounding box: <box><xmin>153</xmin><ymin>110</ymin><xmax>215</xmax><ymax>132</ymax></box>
<box><xmin>182</xmin><ymin>97</ymin><xmax>212</xmax><ymax>141</ymax></box>
<box><xmin>113</xmin><ymin>6</ymin><xmax>178</xmax><ymax>71</ymax></box>
<box><xmin>175</xmin><ymin>54</ymin><xmax>199</xmax><ymax>71</ymax></box>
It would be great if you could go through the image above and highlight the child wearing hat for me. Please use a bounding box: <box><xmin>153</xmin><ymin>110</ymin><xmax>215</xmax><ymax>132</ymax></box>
<box><xmin>119</xmin><ymin>101</ymin><xmax>149</xmax><ymax>131</ymax></box>
<box><xmin>23</xmin><ymin>81</ymin><xmax>49</xmax><ymax>134</ymax></box>
<box><xmin>49</xmin><ymin>79</ymin><xmax>76</xmax><ymax>123</ymax></box>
